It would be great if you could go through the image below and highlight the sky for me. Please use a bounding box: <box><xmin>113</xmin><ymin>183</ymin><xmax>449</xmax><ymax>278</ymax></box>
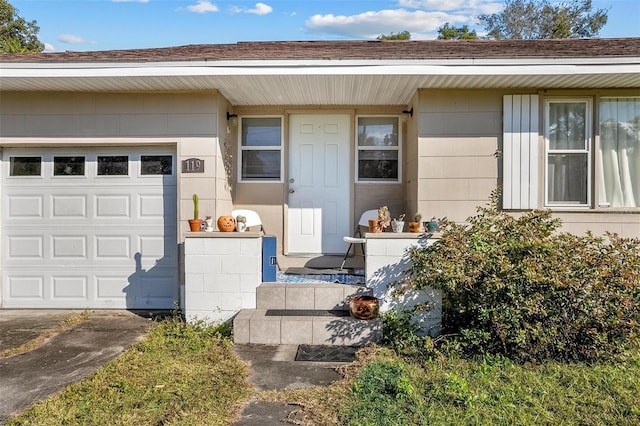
<box><xmin>10</xmin><ymin>0</ymin><xmax>640</xmax><ymax>52</ymax></box>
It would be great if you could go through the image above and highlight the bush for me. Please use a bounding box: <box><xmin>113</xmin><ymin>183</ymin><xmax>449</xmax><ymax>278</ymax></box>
<box><xmin>408</xmin><ymin>190</ymin><xmax>640</xmax><ymax>363</ymax></box>
<box><xmin>341</xmin><ymin>359</ymin><xmax>423</xmax><ymax>425</ymax></box>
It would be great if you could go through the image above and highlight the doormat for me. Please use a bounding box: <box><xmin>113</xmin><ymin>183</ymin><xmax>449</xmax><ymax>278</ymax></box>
<box><xmin>286</xmin><ymin>267</ymin><xmax>362</xmax><ymax>275</ymax></box>
<box><xmin>278</xmin><ymin>268</ymin><xmax>366</xmax><ymax>285</ymax></box>
<box><xmin>265</xmin><ymin>309</ymin><xmax>350</xmax><ymax>317</ymax></box>
<box><xmin>295</xmin><ymin>345</ymin><xmax>358</xmax><ymax>362</ymax></box>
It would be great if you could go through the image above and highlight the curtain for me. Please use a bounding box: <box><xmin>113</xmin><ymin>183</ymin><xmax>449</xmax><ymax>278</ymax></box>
<box><xmin>599</xmin><ymin>98</ymin><xmax>640</xmax><ymax>208</ymax></box>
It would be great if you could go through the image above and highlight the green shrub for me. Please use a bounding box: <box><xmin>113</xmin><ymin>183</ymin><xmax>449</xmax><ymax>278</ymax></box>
<box><xmin>408</xmin><ymin>190</ymin><xmax>640</xmax><ymax>363</ymax></box>
<box><xmin>341</xmin><ymin>360</ymin><xmax>423</xmax><ymax>425</ymax></box>
<box><xmin>381</xmin><ymin>310</ymin><xmax>437</xmax><ymax>360</ymax></box>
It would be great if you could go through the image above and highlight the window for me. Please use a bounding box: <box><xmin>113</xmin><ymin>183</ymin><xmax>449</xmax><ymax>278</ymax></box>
<box><xmin>599</xmin><ymin>97</ymin><xmax>640</xmax><ymax>208</ymax></box>
<box><xmin>357</xmin><ymin>116</ymin><xmax>400</xmax><ymax>182</ymax></box>
<box><xmin>544</xmin><ymin>100</ymin><xmax>591</xmax><ymax>207</ymax></box>
<box><xmin>10</xmin><ymin>157</ymin><xmax>41</xmax><ymax>176</ymax></box>
<box><xmin>98</xmin><ymin>155</ymin><xmax>129</xmax><ymax>176</ymax></box>
<box><xmin>240</xmin><ymin>117</ymin><xmax>282</xmax><ymax>181</ymax></box>
<box><xmin>54</xmin><ymin>156</ymin><xmax>85</xmax><ymax>176</ymax></box>
<box><xmin>141</xmin><ymin>155</ymin><xmax>172</xmax><ymax>175</ymax></box>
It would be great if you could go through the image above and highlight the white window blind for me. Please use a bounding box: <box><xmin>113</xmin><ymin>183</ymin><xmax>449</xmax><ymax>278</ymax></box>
<box><xmin>503</xmin><ymin>95</ymin><xmax>539</xmax><ymax>209</ymax></box>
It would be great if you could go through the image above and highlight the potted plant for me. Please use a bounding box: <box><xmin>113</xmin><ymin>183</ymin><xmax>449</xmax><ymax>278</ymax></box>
<box><xmin>235</xmin><ymin>215</ymin><xmax>247</xmax><ymax>232</ymax></box>
<box><xmin>391</xmin><ymin>214</ymin><xmax>405</xmax><ymax>233</ymax></box>
<box><xmin>426</xmin><ymin>216</ymin><xmax>439</xmax><ymax>232</ymax></box>
<box><xmin>188</xmin><ymin>194</ymin><xmax>202</xmax><ymax>232</ymax></box>
<box><xmin>369</xmin><ymin>205</ymin><xmax>390</xmax><ymax>233</ymax></box>
<box><xmin>408</xmin><ymin>212</ymin><xmax>422</xmax><ymax>233</ymax></box>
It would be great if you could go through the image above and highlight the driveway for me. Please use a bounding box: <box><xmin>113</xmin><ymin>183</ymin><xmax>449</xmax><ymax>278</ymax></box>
<box><xmin>0</xmin><ymin>310</ymin><xmax>152</xmax><ymax>423</ymax></box>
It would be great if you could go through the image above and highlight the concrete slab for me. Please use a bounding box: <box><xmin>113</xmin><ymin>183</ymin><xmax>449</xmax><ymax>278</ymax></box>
<box><xmin>0</xmin><ymin>310</ymin><xmax>82</xmax><ymax>351</ymax></box>
<box><xmin>0</xmin><ymin>310</ymin><xmax>152</xmax><ymax>423</ymax></box>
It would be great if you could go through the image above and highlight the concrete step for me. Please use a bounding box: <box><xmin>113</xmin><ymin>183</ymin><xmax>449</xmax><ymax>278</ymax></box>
<box><xmin>256</xmin><ymin>282</ymin><xmax>372</xmax><ymax>311</ymax></box>
<box><xmin>233</xmin><ymin>309</ymin><xmax>382</xmax><ymax>346</ymax></box>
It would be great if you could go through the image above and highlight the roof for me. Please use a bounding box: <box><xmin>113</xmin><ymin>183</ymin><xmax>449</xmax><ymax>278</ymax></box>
<box><xmin>1</xmin><ymin>38</ymin><xmax>639</xmax><ymax>62</ymax></box>
<box><xmin>1</xmin><ymin>39</ymin><xmax>639</xmax><ymax>106</ymax></box>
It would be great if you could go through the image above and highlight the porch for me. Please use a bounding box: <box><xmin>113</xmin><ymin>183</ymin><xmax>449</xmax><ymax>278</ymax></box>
<box><xmin>182</xmin><ymin>232</ymin><xmax>442</xmax><ymax>346</ymax></box>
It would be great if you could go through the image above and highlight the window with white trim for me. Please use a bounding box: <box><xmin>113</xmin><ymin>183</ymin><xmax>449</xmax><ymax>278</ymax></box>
<box><xmin>356</xmin><ymin>116</ymin><xmax>400</xmax><ymax>182</ymax></box>
<box><xmin>598</xmin><ymin>97</ymin><xmax>640</xmax><ymax>208</ymax></box>
<box><xmin>239</xmin><ymin>117</ymin><xmax>282</xmax><ymax>181</ymax></box>
<box><xmin>544</xmin><ymin>99</ymin><xmax>592</xmax><ymax>207</ymax></box>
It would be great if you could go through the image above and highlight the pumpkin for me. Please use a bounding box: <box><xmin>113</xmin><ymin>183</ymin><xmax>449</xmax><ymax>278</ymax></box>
<box><xmin>217</xmin><ymin>215</ymin><xmax>236</xmax><ymax>232</ymax></box>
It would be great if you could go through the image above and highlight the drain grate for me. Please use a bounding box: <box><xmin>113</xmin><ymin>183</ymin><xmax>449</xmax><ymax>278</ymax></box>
<box><xmin>295</xmin><ymin>345</ymin><xmax>358</xmax><ymax>362</ymax></box>
<box><xmin>265</xmin><ymin>309</ymin><xmax>350</xmax><ymax>317</ymax></box>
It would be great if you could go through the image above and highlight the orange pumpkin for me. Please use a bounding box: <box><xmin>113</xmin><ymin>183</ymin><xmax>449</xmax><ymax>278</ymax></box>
<box><xmin>217</xmin><ymin>215</ymin><xmax>236</xmax><ymax>232</ymax></box>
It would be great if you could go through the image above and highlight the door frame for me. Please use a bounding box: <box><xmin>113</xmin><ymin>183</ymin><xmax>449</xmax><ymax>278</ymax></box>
<box><xmin>284</xmin><ymin>111</ymin><xmax>354</xmax><ymax>255</ymax></box>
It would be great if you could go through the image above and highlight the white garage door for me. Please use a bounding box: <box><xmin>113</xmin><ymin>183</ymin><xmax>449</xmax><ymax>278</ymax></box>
<box><xmin>1</xmin><ymin>148</ymin><xmax>178</xmax><ymax>309</ymax></box>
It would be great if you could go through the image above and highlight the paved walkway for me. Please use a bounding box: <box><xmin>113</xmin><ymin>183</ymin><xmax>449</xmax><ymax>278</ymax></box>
<box><xmin>231</xmin><ymin>344</ymin><xmax>350</xmax><ymax>425</ymax></box>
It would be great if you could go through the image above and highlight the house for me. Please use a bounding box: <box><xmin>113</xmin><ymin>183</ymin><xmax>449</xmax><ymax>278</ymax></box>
<box><xmin>0</xmin><ymin>38</ymin><xmax>638</xmax><ymax>313</ymax></box>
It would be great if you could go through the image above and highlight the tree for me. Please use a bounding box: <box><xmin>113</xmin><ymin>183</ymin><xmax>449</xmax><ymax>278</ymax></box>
<box><xmin>0</xmin><ymin>0</ymin><xmax>44</xmax><ymax>53</ymax></box>
<box><xmin>477</xmin><ymin>0</ymin><xmax>608</xmax><ymax>39</ymax></box>
<box><xmin>377</xmin><ymin>31</ymin><xmax>411</xmax><ymax>40</ymax></box>
<box><xmin>437</xmin><ymin>23</ymin><xmax>478</xmax><ymax>40</ymax></box>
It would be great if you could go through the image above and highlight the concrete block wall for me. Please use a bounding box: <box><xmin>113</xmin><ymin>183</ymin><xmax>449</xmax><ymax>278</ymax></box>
<box><xmin>184</xmin><ymin>233</ymin><xmax>261</xmax><ymax>323</ymax></box>
<box><xmin>365</xmin><ymin>233</ymin><xmax>442</xmax><ymax>336</ymax></box>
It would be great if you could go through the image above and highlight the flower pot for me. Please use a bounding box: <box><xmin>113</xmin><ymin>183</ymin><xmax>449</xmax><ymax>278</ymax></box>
<box><xmin>188</xmin><ymin>219</ymin><xmax>202</xmax><ymax>232</ymax></box>
<box><xmin>427</xmin><ymin>221</ymin><xmax>438</xmax><ymax>232</ymax></box>
<box><xmin>217</xmin><ymin>215</ymin><xmax>236</xmax><ymax>232</ymax></box>
<box><xmin>391</xmin><ymin>221</ymin><xmax>404</xmax><ymax>233</ymax></box>
<box><xmin>408</xmin><ymin>222</ymin><xmax>422</xmax><ymax>233</ymax></box>
<box><xmin>236</xmin><ymin>222</ymin><xmax>247</xmax><ymax>232</ymax></box>
<box><xmin>368</xmin><ymin>219</ymin><xmax>382</xmax><ymax>233</ymax></box>
<box><xmin>349</xmin><ymin>295</ymin><xmax>379</xmax><ymax>320</ymax></box>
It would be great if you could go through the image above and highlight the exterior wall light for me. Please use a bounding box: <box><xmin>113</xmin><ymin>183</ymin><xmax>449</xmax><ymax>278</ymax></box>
<box><xmin>226</xmin><ymin>112</ymin><xmax>238</xmax><ymax>127</ymax></box>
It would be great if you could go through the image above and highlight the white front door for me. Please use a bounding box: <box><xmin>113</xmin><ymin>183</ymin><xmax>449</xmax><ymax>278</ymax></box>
<box><xmin>287</xmin><ymin>114</ymin><xmax>350</xmax><ymax>254</ymax></box>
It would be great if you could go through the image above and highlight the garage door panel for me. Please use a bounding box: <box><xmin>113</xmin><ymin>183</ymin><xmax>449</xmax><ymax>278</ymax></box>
<box><xmin>96</xmin><ymin>275</ymin><xmax>130</xmax><ymax>300</ymax></box>
<box><xmin>96</xmin><ymin>235</ymin><xmax>131</xmax><ymax>259</ymax></box>
<box><xmin>2</xmin><ymin>147</ymin><xmax>178</xmax><ymax>309</ymax></box>
<box><xmin>8</xmin><ymin>196</ymin><xmax>43</xmax><ymax>219</ymax></box>
<box><xmin>96</xmin><ymin>195</ymin><xmax>130</xmax><ymax>218</ymax></box>
<box><xmin>7</xmin><ymin>276</ymin><xmax>44</xmax><ymax>299</ymax></box>
<box><xmin>52</xmin><ymin>235</ymin><xmax>88</xmax><ymax>259</ymax></box>
<box><xmin>52</xmin><ymin>276</ymin><xmax>87</xmax><ymax>299</ymax></box>
<box><xmin>8</xmin><ymin>236</ymin><xmax>43</xmax><ymax>259</ymax></box>
<box><xmin>52</xmin><ymin>195</ymin><xmax>87</xmax><ymax>218</ymax></box>
<box><xmin>139</xmin><ymin>193</ymin><xmax>176</xmax><ymax>219</ymax></box>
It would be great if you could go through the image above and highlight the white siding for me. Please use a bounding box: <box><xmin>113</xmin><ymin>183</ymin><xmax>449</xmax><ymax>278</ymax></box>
<box><xmin>503</xmin><ymin>95</ymin><xmax>539</xmax><ymax>209</ymax></box>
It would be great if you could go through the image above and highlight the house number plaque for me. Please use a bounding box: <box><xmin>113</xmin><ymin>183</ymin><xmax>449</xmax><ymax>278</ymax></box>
<box><xmin>181</xmin><ymin>158</ymin><xmax>204</xmax><ymax>173</ymax></box>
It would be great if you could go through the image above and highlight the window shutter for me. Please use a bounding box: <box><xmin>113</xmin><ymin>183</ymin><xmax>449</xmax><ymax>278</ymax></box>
<box><xmin>503</xmin><ymin>95</ymin><xmax>539</xmax><ymax>209</ymax></box>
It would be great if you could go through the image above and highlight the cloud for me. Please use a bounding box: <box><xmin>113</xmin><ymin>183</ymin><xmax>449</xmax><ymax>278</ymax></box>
<box><xmin>187</xmin><ymin>1</ymin><xmax>219</xmax><ymax>13</ymax></box>
<box><xmin>398</xmin><ymin>0</ymin><xmax>502</xmax><ymax>14</ymax></box>
<box><xmin>306</xmin><ymin>9</ymin><xmax>468</xmax><ymax>39</ymax></box>
<box><xmin>57</xmin><ymin>34</ymin><xmax>92</xmax><ymax>44</ymax></box>
<box><xmin>230</xmin><ymin>2</ymin><xmax>273</xmax><ymax>15</ymax></box>
<box><xmin>248</xmin><ymin>3</ymin><xmax>272</xmax><ymax>15</ymax></box>
<box><xmin>305</xmin><ymin>1</ymin><xmax>501</xmax><ymax>39</ymax></box>
<box><xmin>43</xmin><ymin>43</ymin><xmax>56</xmax><ymax>52</ymax></box>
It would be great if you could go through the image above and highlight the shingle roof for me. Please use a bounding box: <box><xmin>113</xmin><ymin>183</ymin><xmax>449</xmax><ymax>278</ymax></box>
<box><xmin>1</xmin><ymin>38</ymin><xmax>639</xmax><ymax>63</ymax></box>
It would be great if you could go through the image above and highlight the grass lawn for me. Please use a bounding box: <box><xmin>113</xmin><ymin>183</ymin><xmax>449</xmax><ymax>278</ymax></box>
<box><xmin>271</xmin><ymin>345</ymin><xmax>640</xmax><ymax>425</ymax></box>
<box><xmin>6</xmin><ymin>317</ymin><xmax>640</xmax><ymax>425</ymax></box>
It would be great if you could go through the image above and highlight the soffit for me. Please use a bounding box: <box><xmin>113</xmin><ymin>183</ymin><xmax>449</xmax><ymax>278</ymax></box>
<box><xmin>2</xmin><ymin>72</ymin><xmax>639</xmax><ymax>106</ymax></box>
